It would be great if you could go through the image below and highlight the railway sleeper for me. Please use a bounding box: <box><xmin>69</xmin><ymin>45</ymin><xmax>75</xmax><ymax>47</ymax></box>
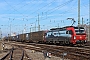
<box><xmin>75</xmin><ymin>51</ymin><xmax>90</xmax><ymax>56</ymax></box>
<box><xmin>70</xmin><ymin>53</ymin><xmax>90</xmax><ymax>59</ymax></box>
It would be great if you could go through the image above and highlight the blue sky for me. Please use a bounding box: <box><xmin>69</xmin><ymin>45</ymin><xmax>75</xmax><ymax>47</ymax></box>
<box><xmin>0</xmin><ymin>0</ymin><xmax>89</xmax><ymax>37</ymax></box>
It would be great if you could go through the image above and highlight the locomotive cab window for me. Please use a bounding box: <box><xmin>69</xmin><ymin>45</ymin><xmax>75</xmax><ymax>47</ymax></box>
<box><xmin>66</xmin><ymin>30</ymin><xmax>72</xmax><ymax>34</ymax></box>
<box><xmin>69</xmin><ymin>30</ymin><xmax>73</xmax><ymax>34</ymax></box>
<box><xmin>74</xmin><ymin>27</ymin><xmax>85</xmax><ymax>34</ymax></box>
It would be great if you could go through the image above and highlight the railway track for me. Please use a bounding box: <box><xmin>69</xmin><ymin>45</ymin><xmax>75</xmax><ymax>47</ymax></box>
<box><xmin>0</xmin><ymin>46</ymin><xmax>31</xmax><ymax>60</ymax></box>
<box><xmin>4</xmin><ymin>41</ymin><xmax>90</xmax><ymax>60</ymax></box>
<box><xmin>83</xmin><ymin>41</ymin><xmax>90</xmax><ymax>49</ymax></box>
<box><xmin>27</xmin><ymin>43</ymin><xmax>90</xmax><ymax>60</ymax></box>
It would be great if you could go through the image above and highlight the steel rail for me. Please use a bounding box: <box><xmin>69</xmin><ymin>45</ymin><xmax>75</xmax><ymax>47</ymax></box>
<box><xmin>0</xmin><ymin>48</ymin><xmax>13</xmax><ymax>60</ymax></box>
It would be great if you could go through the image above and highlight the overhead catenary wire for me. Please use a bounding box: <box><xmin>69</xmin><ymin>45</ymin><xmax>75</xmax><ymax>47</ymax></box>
<box><xmin>4</xmin><ymin>0</ymin><xmax>73</xmax><ymax>17</ymax></box>
<box><xmin>3</xmin><ymin>0</ymin><xmax>56</xmax><ymax>25</ymax></box>
<box><xmin>45</xmin><ymin>0</ymin><xmax>74</xmax><ymax>15</ymax></box>
<box><xmin>3</xmin><ymin>0</ymin><xmax>88</xmax><ymax>23</ymax></box>
<box><xmin>3</xmin><ymin>0</ymin><xmax>55</xmax><ymax>18</ymax></box>
<box><xmin>80</xmin><ymin>0</ymin><xmax>89</xmax><ymax>19</ymax></box>
<box><xmin>30</xmin><ymin>0</ymin><xmax>56</xmax><ymax>15</ymax></box>
<box><xmin>3</xmin><ymin>0</ymin><xmax>39</xmax><ymax>22</ymax></box>
<box><xmin>26</xmin><ymin>0</ymin><xmax>74</xmax><ymax>21</ymax></box>
<box><xmin>2</xmin><ymin>0</ymin><xmax>76</xmax><ymax>28</ymax></box>
<box><xmin>25</xmin><ymin>0</ymin><xmax>76</xmax><ymax>30</ymax></box>
<box><xmin>1</xmin><ymin>0</ymin><xmax>89</xmax><ymax>34</ymax></box>
<box><xmin>20</xmin><ymin>0</ymin><xmax>56</xmax><ymax>21</ymax></box>
<box><xmin>17</xmin><ymin>0</ymin><xmax>40</xmax><ymax>13</ymax></box>
<box><xmin>11</xmin><ymin>0</ymin><xmax>25</xmax><ymax>8</ymax></box>
<box><xmin>28</xmin><ymin>0</ymin><xmax>75</xmax><ymax>25</ymax></box>
<box><xmin>3</xmin><ymin>0</ymin><xmax>27</xmax><ymax>17</ymax></box>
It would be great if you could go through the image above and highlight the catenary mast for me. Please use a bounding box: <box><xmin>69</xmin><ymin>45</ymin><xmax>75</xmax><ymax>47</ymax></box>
<box><xmin>78</xmin><ymin>0</ymin><xmax>80</xmax><ymax>26</ymax></box>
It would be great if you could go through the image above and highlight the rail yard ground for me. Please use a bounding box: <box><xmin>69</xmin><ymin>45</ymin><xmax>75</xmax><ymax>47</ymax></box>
<box><xmin>0</xmin><ymin>41</ymin><xmax>70</xmax><ymax>60</ymax></box>
<box><xmin>0</xmin><ymin>40</ymin><xmax>90</xmax><ymax>60</ymax></box>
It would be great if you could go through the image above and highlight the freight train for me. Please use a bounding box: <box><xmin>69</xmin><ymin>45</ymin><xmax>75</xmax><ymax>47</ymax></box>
<box><xmin>4</xmin><ymin>26</ymin><xmax>87</xmax><ymax>45</ymax></box>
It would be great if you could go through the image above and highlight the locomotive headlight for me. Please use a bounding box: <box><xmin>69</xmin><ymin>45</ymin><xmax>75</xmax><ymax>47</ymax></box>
<box><xmin>85</xmin><ymin>40</ymin><xmax>87</xmax><ymax>43</ymax></box>
<box><xmin>74</xmin><ymin>36</ymin><xmax>76</xmax><ymax>39</ymax></box>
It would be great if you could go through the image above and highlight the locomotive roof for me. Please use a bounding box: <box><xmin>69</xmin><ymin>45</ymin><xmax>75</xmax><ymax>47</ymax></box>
<box><xmin>63</xmin><ymin>26</ymin><xmax>84</xmax><ymax>29</ymax></box>
<box><xmin>74</xmin><ymin>27</ymin><xmax>84</xmax><ymax>29</ymax></box>
<box><xmin>50</xmin><ymin>28</ymin><xmax>66</xmax><ymax>31</ymax></box>
<box><xmin>50</xmin><ymin>26</ymin><xmax>74</xmax><ymax>30</ymax></box>
<box><xmin>50</xmin><ymin>26</ymin><xmax>84</xmax><ymax>31</ymax></box>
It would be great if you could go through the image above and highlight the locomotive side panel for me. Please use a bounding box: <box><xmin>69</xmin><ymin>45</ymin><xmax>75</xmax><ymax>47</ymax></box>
<box><xmin>46</xmin><ymin>30</ymin><xmax>71</xmax><ymax>44</ymax></box>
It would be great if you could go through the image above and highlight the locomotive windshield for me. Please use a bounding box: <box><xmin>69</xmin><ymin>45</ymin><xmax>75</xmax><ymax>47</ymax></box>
<box><xmin>74</xmin><ymin>27</ymin><xmax>85</xmax><ymax>34</ymax></box>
